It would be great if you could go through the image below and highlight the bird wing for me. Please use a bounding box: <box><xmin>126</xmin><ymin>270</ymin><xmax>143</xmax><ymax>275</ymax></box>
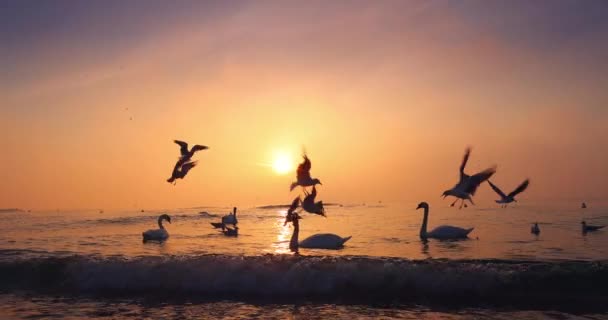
<box><xmin>191</xmin><ymin>145</ymin><xmax>208</xmax><ymax>153</ymax></box>
<box><xmin>180</xmin><ymin>161</ymin><xmax>198</xmax><ymax>175</ymax></box>
<box><xmin>296</xmin><ymin>154</ymin><xmax>312</xmax><ymax>180</ymax></box>
<box><xmin>466</xmin><ymin>166</ymin><xmax>496</xmax><ymax>195</ymax></box>
<box><xmin>174</xmin><ymin>140</ymin><xmax>189</xmax><ymax>156</ymax></box>
<box><xmin>288</xmin><ymin>196</ymin><xmax>300</xmax><ymax>214</ymax></box>
<box><xmin>487</xmin><ymin>180</ymin><xmax>506</xmax><ymax>198</ymax></box>
<box><xmin>508</xmin><ymin>179</ymin><xmax>530</xmax><ymax>198</ymax></box>
<box><xmin>460</xmin><ymin>147</ymin><xmax>471</xmax><ymax>181</ymax></box>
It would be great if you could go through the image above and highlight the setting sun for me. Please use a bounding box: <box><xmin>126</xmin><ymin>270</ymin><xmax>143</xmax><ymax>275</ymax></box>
<box><xmin>272</xmin><ymin>153</ymin><xmax>293</xmax><ymax>175</ymax></box>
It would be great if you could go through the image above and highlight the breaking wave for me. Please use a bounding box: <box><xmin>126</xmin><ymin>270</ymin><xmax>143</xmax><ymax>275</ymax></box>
<box><xmin>1</xmin><ymin>251</ymin><xmax>607</xmax><ymax>304</ymax></box>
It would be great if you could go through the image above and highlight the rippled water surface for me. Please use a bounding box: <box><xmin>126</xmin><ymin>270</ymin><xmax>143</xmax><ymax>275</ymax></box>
<box><xmin>1</xmin><ymin>201</ymin><xmax>607</xmax><ymax>260</ymax></box>
<box><xmin>1</xmin><ymin>201</ymin><xmax>607</xmax><ymax>319</ymax></box>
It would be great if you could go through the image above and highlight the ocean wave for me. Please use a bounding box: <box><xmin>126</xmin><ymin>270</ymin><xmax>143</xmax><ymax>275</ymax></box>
<box><xmin>1</xmin><ymin>252</ymin><xmax>607</xmax><ymax>304</ymax></box>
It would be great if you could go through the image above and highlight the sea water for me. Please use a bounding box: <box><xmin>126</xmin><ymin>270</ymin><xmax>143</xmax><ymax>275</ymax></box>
<box><xmin>1</xmin><ymin>201</ymin><xmax>607</xmax><ymax>319</ymax></box>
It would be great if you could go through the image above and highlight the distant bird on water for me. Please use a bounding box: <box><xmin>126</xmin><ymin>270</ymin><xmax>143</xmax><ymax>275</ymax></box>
<box><xmin>167</xmin><ymin>160</ymin><xmax>198</xmax><ymax>184</ymax></box>
<box><xmin>290</xmin><ymin>153</ymin><xmax>322</xmax><ymax>191</ymax></box>
<box><xmin>581</xmin><ymin>202</ymin><xmax>587</xmax><ymax>209</ymax></box>
<box><xmin>582</xmin><ymin>221</ymin><xmax>605</xmax><ymax>234</ymax></box>
<box><xmin>531</xmin><ymin>222</ymin><xmax>540</xmax><ymax>235</ymax></box>
<box><xmin>301</xmin><ymin>185</ymin><xmax>325</xmax><ymax>216</ymax></box>
<box><xmin>442</xmin><ymin>147</ymin><xmax>496</xmax><ymax>209</ymax></box>
<box><xmin>488</xmin><ymin>179</ymin><xmax>530</xmax><ymax>208</ymax></box>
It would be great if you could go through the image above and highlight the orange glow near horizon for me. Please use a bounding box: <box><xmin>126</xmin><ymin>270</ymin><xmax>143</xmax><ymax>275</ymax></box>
<box><xmin>2</xmin><ymin>2</ymin><xmax>608</xmax><ymax>210</ymax></box>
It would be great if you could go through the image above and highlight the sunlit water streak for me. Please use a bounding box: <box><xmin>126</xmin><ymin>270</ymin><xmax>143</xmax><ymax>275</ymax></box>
<box><xmin>1</xmin><ymin>201</ymin><xmax>608</xmax><ymax>319</ymax></box>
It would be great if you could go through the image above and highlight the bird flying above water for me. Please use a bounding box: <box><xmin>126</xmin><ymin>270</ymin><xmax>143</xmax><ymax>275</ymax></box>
<box><xmin>167</xmin><ymin>160</ymin><xmax>198</xmax><ymax>184</ymax></box>
<box><xmin>174</xmin><ymin>140</ymin><xmax>208</xmax><ymax>163</ymax></box>
<box><xmin>442</xmin><ymin>147</ymin><xmax>496</xmax><ymax>209</ymax></box>
<box><xmin>290</xmin><ymin>153</ymin><xmax>322</xmax><ymax>191</ymax></box>
<box><xmin>301</xmin><ymin>185</ymin><xmax>325</xmax><ymax>216</ymax></box>
<box><xmin>488</xmin><ymin>179</ymin><xmax>530</xmax><ymax>208</ymax></box>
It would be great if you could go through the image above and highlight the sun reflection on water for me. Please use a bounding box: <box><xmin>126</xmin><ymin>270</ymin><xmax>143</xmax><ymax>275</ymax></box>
<box><xmin>272</xmin><ymin>210</ymin><xmax>292</xmax><ymax>254</ymax></box>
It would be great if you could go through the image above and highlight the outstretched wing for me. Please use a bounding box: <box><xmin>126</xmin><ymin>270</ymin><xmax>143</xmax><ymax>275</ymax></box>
<box><xmin>508</xmin><ymin>179</ymin><xmax>530</xmax><ymax>198</ymax></box>
<box><xmin>466</xmin><ymin>166</ymin><xmax>496</xmax><ymax>195</ymax></box>
<box><xmin>288</xmin><ymin>196</ymin><xmax>300</xmax><ymax>214</ymax></box>
<box><xmin>296</xmin><ymin>154</ymin><xmax>312</xmax><ymax>180</ymax></box>
<box><xmin>174</xmin><ymin>140</ymin><xmax>189</xmax><ymax>156</ymax></box>
<box><xmin>487</xmin><ymin>180</ymin><xmax>506</xmax><ymax>198</ymax></box>
<box><xmin>459</xmin><ymin>147</ymin><xmax>471</xmax><ymax>179</ymax></box>
<box><xmin>180</xmin><ymin>160</ymin><xmax>198</xmax><ymax>175</ymax></box>
<box><xmin>303</xmin><ymin>187</ymin><xmax>316</xmax><ymax>204</ymax></box>
<box><xmin>191</xmin><ymin>145</ymin><xmax>208</xmax><ymax>153</ymax></box>
<box><xmin>285</xmin><ymin>196</ymin><xmax>301</xmax><ymax>225</ymax></box>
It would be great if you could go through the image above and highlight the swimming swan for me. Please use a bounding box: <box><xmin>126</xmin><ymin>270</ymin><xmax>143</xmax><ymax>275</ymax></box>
<box><xmin>142</xmin><ymin>214</ymin><xmax>171</xmax><ymax>242</ymax></box>
<box><xmin>416</xmin><ymin>202</ymin><xmax>473</xmax><ymax>240</ymax></box>
<box><xmin>285</xmin><ymin>197</ymin><xmax>350</xmax><ymax>252</ymax></box>
<box><xmin>222</xmin><ymin>207</ymin><xmax>238</xmax><ymax>226</ymax></box>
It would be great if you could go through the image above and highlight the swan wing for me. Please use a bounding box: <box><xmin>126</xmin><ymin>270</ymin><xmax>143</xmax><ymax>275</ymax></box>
<box><xmin>299</xmin><ymin>233</ymin><xmax>347</xmax><ymax>249</ymax></box>
<box><xmin>428</xmin><ymin>225</ymin><xmax>473</xmax><ymax>239</ymax></box>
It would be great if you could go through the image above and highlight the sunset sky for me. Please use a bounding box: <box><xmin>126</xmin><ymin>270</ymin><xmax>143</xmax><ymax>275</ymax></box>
<box><xmin>2</xmin><ymin>1</ymin><xmax>608</xmax><ymax>210</ymax></box>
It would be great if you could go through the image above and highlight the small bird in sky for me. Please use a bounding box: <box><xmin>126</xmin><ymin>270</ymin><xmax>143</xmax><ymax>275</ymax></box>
<box><xmin>442</xmin><ymin>147</ymin><xmax>496</xmax><ymax>209</ymax></box>
<box><xmin>290</xmin><ymin>153</ymin><xmax>322</xmax><ymax>191</ymax></box>
<box><xmin>488</xmin><ymin>179</ymin><xmax>530</xmax><ymax>208</ymax></box>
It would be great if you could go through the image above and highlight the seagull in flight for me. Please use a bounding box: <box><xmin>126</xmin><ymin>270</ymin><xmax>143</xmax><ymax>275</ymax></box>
<box><xmin>442</xmin><ymin>147</ymin><xmax>496</xmax><ymax>209</ymax></box>
<box><xmin>488</xmin><ymin>179</ymin><xmax>530</xmax><ymax>208</ymax></box>
<box><xmin>167</xmin><ymin>160</ymin><xmax>198</xmax><ymax>184</ymax></box>
<box><xmin>174</xmin><ymin>140</ymin><xmax>208</xmax><ymax>163</ymax></box>
<box><xmin>290</xmin><ymin>153</ymin><xmax>322</xmax><ymax>191</ymax></box>
<box><xmin>301</xmin><ymin>185</ymin><xmax>325</xmax><ymax>216</ymax></box>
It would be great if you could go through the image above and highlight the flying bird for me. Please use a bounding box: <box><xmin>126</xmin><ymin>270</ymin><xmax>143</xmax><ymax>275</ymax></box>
<box><xmin>174</xmin><ymin>140</ymin><xmax>208</xmax><ymax>163</ymax></box>
<box><xmin>167</xmin><ymin>160</ymin><xmax>198</xmax><ymax>184</ymax></box>
<box><xmin>290</xmin><ymin>153</ymin><xmax>322</xmax><ymax>191</ymax></box>
<box><xmin>301</xmin><ymin>185</ymin><xmax>325</xmax><ymax>216</ymax></box>
<box><xmin>166</xmin><ymin>140</ymin><xmax>208</xmax><ymax>184</ymax></box>
<box><xmin>284</xmin><ymin>196</ymin><xmax>302</xmax><ymax>227</ymax></box>
<box><xmin>488</xmin><ymin>179</ymin><xmax>530</xmax><ymax>208</ymax></box>
<box><xmin>442</xmin><ymin>147</ymin><xmax>496</xmax><ymax>209</ymax></box>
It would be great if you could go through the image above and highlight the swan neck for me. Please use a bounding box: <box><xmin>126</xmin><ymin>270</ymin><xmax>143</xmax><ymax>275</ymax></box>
<box><xmin>158</xmin><ymin>217</ymin><xmax>164</xmax><ymax>229</ymax></box>
<box><xmin>420</xmin><ymin>207</ymin><xmax>429</xmax><ymax>238</ymax></box>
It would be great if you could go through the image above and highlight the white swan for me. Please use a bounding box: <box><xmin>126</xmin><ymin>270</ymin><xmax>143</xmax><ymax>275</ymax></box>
<box><xmin>284</xmin><ymin>197</ymin><xmax>350</xmax><ymax>252</ymax></box>
<box><xmin>416</xmin><ymin>202</ymin><xmax>473</xmax><ymax>240</ymax></box>
<box><xmin>142</xmin><ymin>214</ymin><xmax>171</xmax><ymax>242</ymax></box>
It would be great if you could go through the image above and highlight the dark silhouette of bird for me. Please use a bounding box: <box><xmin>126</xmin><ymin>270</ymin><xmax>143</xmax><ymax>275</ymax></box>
<box><xmin>166</xmin><ymin>140</ymin><xmax>208</xmax><ymax>184</ymax></box>
<box><xmin>174</xmin><ymin>140</ymin><xmax>208</xmax><ymax>163</ymax></box>
<box><xmin>442</xmin><ymin>147</ymin><xmax>496</xmax><ymax>209</ymax></box>
<box><xmin>582</xmin><ymin>221</ymin><xmax>605</xmax><ymax>233</ymax></box>
<box><xmin>290</xmin><ymin>153</ymin><xmax>321</xmax><ymax>191</ymax></box>
<box><xmin>167</xmin><ymin>160</ymin><xmax>198</xmax><ymax>184</ymax></box>
<box><xmin>488</xmin><ymin>179</ymin><xmax>530</xmax><ymax>208</ymax></box>
<box><xmin>302</xmin><ymin>185</ymin><xmax>325</xmax><ymax>216</ymax></box>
